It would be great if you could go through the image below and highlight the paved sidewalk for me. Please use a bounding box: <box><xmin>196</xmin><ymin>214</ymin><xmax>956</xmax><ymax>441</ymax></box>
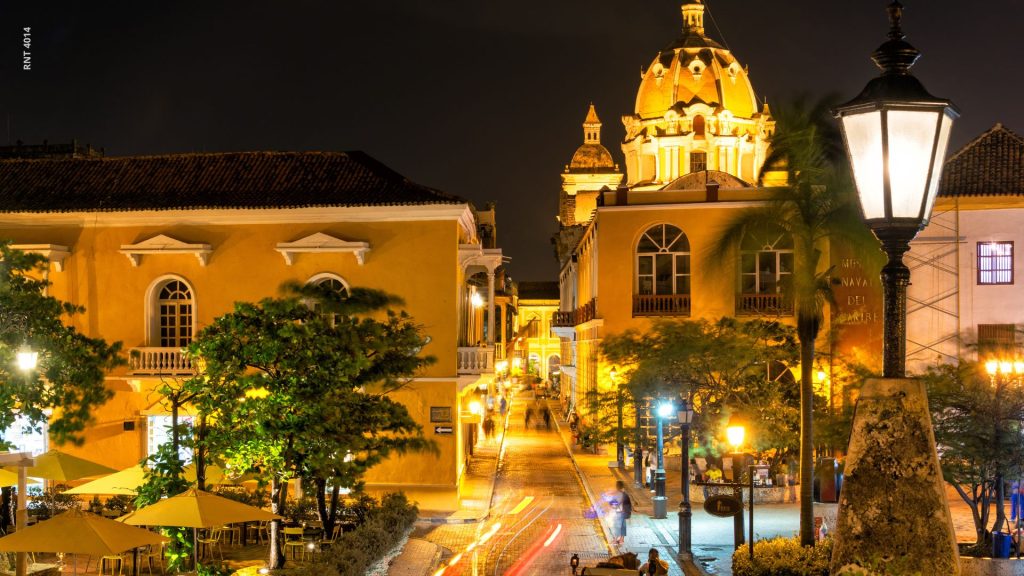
<box><xmin>388</xmin><ymin>408</ymin><xmax>509</xmax><ymax>575</ymax></box>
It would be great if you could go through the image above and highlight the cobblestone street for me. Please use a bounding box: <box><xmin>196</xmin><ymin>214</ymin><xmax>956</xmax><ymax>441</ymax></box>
<box><xmin>412</xmin><ymin>392</ymin><xmax>610</xmax><ymax>575</ymax></box>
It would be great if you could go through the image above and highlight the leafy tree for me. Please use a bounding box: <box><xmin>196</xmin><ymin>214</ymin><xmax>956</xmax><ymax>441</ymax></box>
<box><xmin>186</xmin><ymin>284</ymin><xmax>436</xmax><ymax>568</ymax></box>
<box><xmin>708</xmin><ymin>96</ymin><xmax>876</xmax><ymax>545</ymax></box>
<box><xmin>0</xmin><ymin>242</ymin><xmax>123</xmax><ymax>533</ymax></box>
<box><xmin>601</xmin><ymin>317</ymin><xmax>801</xmax><ymax>468</ymax></box>
<box><xmin>135</xmin><ymin>425</ymin><xmax>193</xmax><ymax>572</ymax></box>
<box><xmin>924</xmin><ymin>360</ymin><xmax>1024</xmax><ymax>547</ymax></box>
<box><xmin>0</xmin><ymin>241</ymin><xmax>124</xmax><ymax>446</ymax></box>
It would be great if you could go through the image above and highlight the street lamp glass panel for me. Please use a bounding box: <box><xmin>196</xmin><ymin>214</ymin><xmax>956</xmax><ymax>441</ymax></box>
<box><xmin>841</xmin><ymin>110</ymin><xmax>885</xmax><ymax>220</ymax></box>
<box><xmin>1014</xmin><ymin>361</ymin><xmax>1024</xmax><ymax>375</ymax></box>
<box><xmin>16</xmin><ymin>350</ymin><xmax>38</xmax><ymax>372</ymax></box>
<box><xmin>887</xmin><ymin>110</ymin><xmax>942</xmax><ymax>219</ymax></box>
<box><xmin>657</xmin><ymin>402</ymin><xmax>674</xmax><ymax>419</ymax></box>
<box><xmin>726</xmin><ymin>425</ymin><xmax>745</xmax><ymax>451</ymax></box>
<box><xmin>471</xmin><ymin>292</ymin><xmax>484</xmax><ymax>308</ymax></box>
<box><xmin>469</xmin><ymin>400</ymin><xmax>483</xmax><ymax>415</ymax></box>
<box><xmin>922</xmin><ymin>112</ymin><xmax>954</xmax><ymax>221</ymax></box>
<box><xmin>1000</xmin><ymin>361</ymin><xmax>1013</xmax><ymax>375</ymax></box>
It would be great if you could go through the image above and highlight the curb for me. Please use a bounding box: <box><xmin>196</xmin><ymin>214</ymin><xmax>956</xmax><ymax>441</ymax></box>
<box><xmin>552</xmin><ymin>407</ymin><xmax>616</xmax><ymax>556</ymax></box>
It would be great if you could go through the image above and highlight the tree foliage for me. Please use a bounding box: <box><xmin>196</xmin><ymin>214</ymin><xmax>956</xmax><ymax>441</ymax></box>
<box><xmin>184</xmin><ymin>284</ymin><xmax>436</xmax><ymax>567</ymax></box>
<box><xmin>924</xmin><ymin>360</ymin><xmax>1024</xmax><ymax>545</ymax></box>
<box><xmin>0</xmin><ymin>241</ymin><xmax>123</xmax><ymax>447</ymax></box>
<box><xmin>601</xmin><ymin>317</ymin><xmax>802</xmax><ymax>462</ymax></box>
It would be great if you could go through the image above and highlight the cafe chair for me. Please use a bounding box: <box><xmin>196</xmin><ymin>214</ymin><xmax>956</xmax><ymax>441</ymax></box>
<box><xmin>283</xmin><ymin>527</ymin><xmax>306</xmax><ymax>560</ymax></box>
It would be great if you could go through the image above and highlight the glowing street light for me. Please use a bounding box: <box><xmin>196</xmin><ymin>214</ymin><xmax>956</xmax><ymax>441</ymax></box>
<box><xmin>16</xmin><ymin>346</ymin><xmax>38</xmax><ymax>372</ymax></box>
<box><xmin>652</xmin><ymin>399</ymin><xmax>674</xmax><ymax>519</ymax></box>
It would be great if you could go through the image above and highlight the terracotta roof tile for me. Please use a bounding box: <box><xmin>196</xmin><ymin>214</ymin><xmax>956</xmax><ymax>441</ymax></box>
<box><xmin>939</xmin><ymin>123</ymin><xmax>1024</xmax><ymax>197</ymax></box>
<box><xmin>0</xmin><ymin>151</ymin><xmax>465</xmax><ymax>213</ymax></box>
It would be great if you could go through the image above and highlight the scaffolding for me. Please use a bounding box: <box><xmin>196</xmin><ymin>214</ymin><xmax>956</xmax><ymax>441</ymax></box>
<box><xmin>905</xmin><ymin>198</ymin><xmax>962</xmax><ymax>371</ymax></box>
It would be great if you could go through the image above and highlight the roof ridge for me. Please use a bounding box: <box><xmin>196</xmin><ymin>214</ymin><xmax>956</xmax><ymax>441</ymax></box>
<box><xmin>0</xmin><ymin>151</ymin><xmax>469</xmax><ymax>212</ymax></box>
<box><xmin>945</xmin><ymin>123</ymin><xmax>1023</xmax><ymax>165</ymax></box>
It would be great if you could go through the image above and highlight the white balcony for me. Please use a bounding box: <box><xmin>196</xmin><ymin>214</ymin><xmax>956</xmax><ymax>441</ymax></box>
<box><xmin>457</xmin><ymin>346</ymin><xmax>495</xmax><ymax>375</ymax></box>
<box><xmin>128</xmin><ymin>347</ymin><xmax>194</xmax><ymax>375</ymax></box>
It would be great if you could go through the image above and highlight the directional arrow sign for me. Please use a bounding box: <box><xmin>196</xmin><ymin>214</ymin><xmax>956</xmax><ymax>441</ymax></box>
<box><xmin>434</xmin><ymin>426</ymin><xmax>454</xmax><ymax>435</ymax></box>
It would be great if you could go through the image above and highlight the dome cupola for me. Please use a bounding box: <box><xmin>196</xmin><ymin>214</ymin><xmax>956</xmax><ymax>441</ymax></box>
<box><xmin>621</xmin><ymin>2</ymin><xmax>775</xmax><ymax>188</ymax></box>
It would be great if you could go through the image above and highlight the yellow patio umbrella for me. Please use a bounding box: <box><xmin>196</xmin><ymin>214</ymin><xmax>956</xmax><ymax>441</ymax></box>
<box><xmin>0</xmin><ymin>508</ymin><xmax>167</xmax><ymax>574</ymax></box>
<box><xmin>119</xmin><ymin>487</ymin><xmax>279</xmax><ymax>528</ymax></box>
<box><xmin>7</xmin><ymin>449</ymin><xmax>117</xmax><ymax>481</ymax></box>
<box><xmin>0</xmin><ymin>469</ymin><xmax>42</xmax><ymax>488</ymax></box>
<box><xmin>64</xmin><ymin>464</ymin><xmax>146</xmax><ymax>495</ymax></box>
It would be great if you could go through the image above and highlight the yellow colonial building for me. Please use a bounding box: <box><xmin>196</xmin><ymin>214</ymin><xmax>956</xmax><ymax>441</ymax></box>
<box><xmin>511</xmin><ymin>282</ymin><xmax>561</xmax><ymax>382</ymax></box>
<box><xmin>0</xmin><ymin>148</ymin><xmax>503</xmax><ymax>511</ymax></box>
<box><xmin>554</xmin><ymin>1</ymin><xmax>811</xmax><ymax>415</ymax></box>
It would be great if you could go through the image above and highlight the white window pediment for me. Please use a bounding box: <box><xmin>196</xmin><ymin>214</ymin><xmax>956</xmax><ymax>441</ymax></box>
<box><xmin>120</xmin><ymin>234</ymin><xmax>212</xmax><ymax>267</ymax></box>
<box><xmin>275</xmin><ymin>232</ymin><xmax>370</xmax><ymax>266</ymax></box>
<box><xmin>10</xmin><ymin>244</ymin><xmax>71</xmax><ymax>272</ymax></box>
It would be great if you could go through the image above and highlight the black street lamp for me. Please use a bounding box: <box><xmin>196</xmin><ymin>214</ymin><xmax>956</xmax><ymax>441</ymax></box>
<box><xmin>834</xmin><ymin>0</ymin><xmax>958</xmax><ymax>378</ymax></box>
<box><xmin>677</xmin><ymin>399</ymin><xmax>695</xmax><ymax>561</ymax></box>
<box><xmin>653</xmin><ymin>400</ymin><xmax>673</xmax><ymax>519</ymax></box>
<box><xmin>830</xmin><ymin>4</ymin><xmax>961</xmax><ymax>573</ymax></box>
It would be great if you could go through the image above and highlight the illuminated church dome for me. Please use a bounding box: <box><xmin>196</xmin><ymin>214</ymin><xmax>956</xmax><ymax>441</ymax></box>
<box><xmin>621</xmin><ymin>1</ymin><xmax>775</xmax><ymax>188</ymax></box>
<box><xmin>559</xmin><ymin>104</ymin><xmax>623</xmax><ymax>227</ymax></box>
<box><xmin>568</xmin><ymin>104</ymin><xmax>616</xmax><ymax>172</ymax></box>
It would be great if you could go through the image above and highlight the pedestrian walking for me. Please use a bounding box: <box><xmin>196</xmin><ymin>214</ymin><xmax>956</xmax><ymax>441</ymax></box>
<box><xmin>786</xmin><ymin>458</ymin><xmax>798</xmax><ymax>503</ymax></box>
<box><xmin>614</xmin><ymin>480</ymin><xmax>632</xmax><ymax>545</ymax></box>
<box><xmin>499</xmin><ymin>396</ymin><xmax>507</xmax><ymax>417</ymax></box>
<box><xmin>524</xmin><ymin>407</ymin><xmax>532</xmax><ymax>429</ymax></box>
<box><xmin>542</xmin><ymin>407</ymin><xmax>551</xmax><ymax>430</ymax></box>
<box><xmin>646</xmin><ymin>453</ymin><xmax>656</xmax><ymax>492</ymax></box>
<box><xmin>483</xmin><ymin>416</ymin><xmax>495</xmax><ymax>441</ymax></box>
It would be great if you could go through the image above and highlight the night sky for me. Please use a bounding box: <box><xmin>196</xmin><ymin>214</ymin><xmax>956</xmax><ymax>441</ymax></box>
<box><xmin>2</xmin><ymin>1</ymin><xmax>1022</xmax><ymax>280</ymax></box>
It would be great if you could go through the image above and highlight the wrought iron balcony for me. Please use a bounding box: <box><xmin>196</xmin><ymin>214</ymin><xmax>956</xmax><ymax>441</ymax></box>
<box><xmin>128</xmin><ymin>347</ymin><xmax>195</xmax><ymax>375</ymax></box>
<box><xmin>632</xmin><ymin>294</ymin><xmax>691</xmax><ymax>317</ymax></box>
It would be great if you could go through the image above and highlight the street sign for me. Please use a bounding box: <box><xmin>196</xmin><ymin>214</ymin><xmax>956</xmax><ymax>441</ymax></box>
<box><xmin>704</xmin><ymin>494</ymin><xmax>742</xmax><ymax>517</ymax></box>
<box><xmin>433</xmin><ymin>426</ymin><xmax>454</xmax><ymax>435</ymax></box>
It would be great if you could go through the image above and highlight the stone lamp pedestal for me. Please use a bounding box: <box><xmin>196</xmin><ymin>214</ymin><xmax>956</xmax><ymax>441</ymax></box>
<box><xmin>831</xmin><ymin>378</ymin><xmax>960</xmax><ymax>575</ymax></box>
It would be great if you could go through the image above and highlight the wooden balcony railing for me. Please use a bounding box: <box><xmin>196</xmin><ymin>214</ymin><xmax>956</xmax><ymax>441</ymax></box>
<box><xmin>552</xmin><ymin>311</ymin><xmax>575</xmax><ymax>327</ymax></box>
<box><xmin>737</xmin><ymin>293</ymin><xmax>793</xmax><ymax>316</ymax></box>
<box><xmin>457</xmin><ymin>346</ymin><xmax>495</xmax><ymax>375</ymax></box>
<box><xmin>632</xmin><ymin>294</ymin><xmax>691</xmax><ymax>317</ymax></box>
<box><xmin>552</xmin><ymin>298</ymin><xmax>598</xmax><ymax>327</ymax></box>
<box><xmin>128</xmin><ymin>347</ymin><xmax>194</xmax><ymax>375</ymax></box>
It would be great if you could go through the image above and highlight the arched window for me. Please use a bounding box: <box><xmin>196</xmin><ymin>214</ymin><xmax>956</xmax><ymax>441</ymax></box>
<box><xmin>307</xmin><ymin>273</ymin><xmax>350</xmax><ymax>324</ymax></box>
<box><xmin>740</xmin><ymin>227</ymin><xmax>793</xmax><ymax>294</ymax></box>
<box><xmin>636</xmin><ymin>224</ymin><xmax>691</xmax><ymax>296</ymax></box>
<box><xmin>157</xmin><ymin>280</ymin><xmax>194</xmax><ymax>348</ymax></box>
<box><xmin>739</xmin><ymin>226</ymin><xmax>794</xmax><ymax>315</ymax></box>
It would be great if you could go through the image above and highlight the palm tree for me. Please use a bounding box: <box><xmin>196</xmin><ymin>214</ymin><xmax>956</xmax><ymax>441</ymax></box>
<box><xmin>709</xmin><ymin>95</ymin><xmax>876</xmax><ymax>546</ymax></box>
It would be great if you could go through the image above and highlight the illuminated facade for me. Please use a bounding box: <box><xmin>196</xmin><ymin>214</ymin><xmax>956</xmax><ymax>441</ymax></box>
<box><xmin>0</xmin><ymin>150</ymin><xmax>503</xmax><ymax>511</ymax></box>
<box><xmin>512</xmin><ymin>282</ymin><xmax>561</xmax><ymax>382</ymax></box>
<box><xmin>554</xmin><ymin>1</ymin><xmax>808</xmax><ymax>416</ymax></box>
